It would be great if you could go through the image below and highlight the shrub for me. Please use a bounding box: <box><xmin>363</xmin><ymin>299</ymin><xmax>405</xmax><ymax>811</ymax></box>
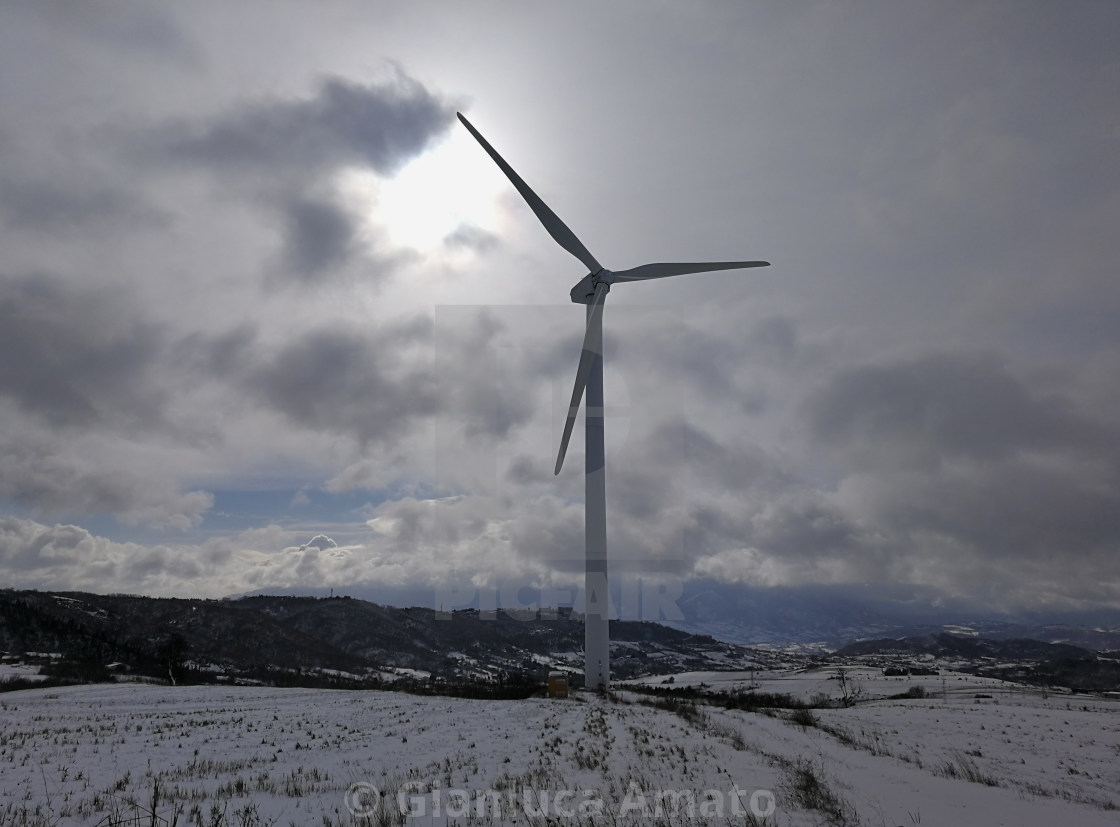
<box><xmin>790</xmin><ymin>707</ymin><xmax>817</xmax><ymax>728</ymax></box>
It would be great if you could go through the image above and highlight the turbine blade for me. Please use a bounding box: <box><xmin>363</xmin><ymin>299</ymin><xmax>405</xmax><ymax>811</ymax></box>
<box><xmin>457</xmin><ymin>112</ymin><xmax>602</xmax><ymax>274</ymax></box>
<box><xmin>612</xmin><ymin>261</ymin><xmax>770</xmax><ymax>281</ymax></box>
<box><xmin>555</xmin><ymin>282</ymin><xmax>608</xmax><ymax>475</ymax></box>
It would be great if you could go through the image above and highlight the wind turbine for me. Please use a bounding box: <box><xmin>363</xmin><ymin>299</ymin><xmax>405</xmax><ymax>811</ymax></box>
<box><xmin>458</xmin><ymin>113</ymin><xmax>769</xmax><ymax>690</ymax></box>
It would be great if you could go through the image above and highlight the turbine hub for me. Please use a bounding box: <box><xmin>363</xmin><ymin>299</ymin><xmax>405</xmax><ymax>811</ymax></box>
<box><xmin>570</xmin><ymin>269</ymin><xmax>613</xmax><ymax>304</ymax></box>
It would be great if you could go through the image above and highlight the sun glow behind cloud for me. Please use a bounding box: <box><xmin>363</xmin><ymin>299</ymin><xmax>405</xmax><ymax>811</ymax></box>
<box><xmin>339</xmin><ymin>129</ymin><xmax>508</xmax><ymax>255</ymax></box>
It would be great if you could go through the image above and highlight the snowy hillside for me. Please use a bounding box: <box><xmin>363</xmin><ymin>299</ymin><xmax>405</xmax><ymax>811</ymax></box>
<box><xmin>0</xmin><ymin>591</ymin><xmax>778</xmax><ymax>688</ymax></box>
<box><xmin>2</xmin><ymin>671</ymin><xmax>1117</xmax><ymax>826</ymax></box>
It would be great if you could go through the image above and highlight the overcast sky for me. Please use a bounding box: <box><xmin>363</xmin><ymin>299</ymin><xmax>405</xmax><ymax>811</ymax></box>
<box><xmin>1</xmin><ymin>0</ymin><xmax>1118</xmax><ymax>612</ymax></box>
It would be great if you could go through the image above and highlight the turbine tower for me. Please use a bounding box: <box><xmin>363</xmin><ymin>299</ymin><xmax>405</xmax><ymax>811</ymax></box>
<box><xmin>459</xmin><ymin>113</ymin><xmax>769</xmax><ymax>690</ymax></box>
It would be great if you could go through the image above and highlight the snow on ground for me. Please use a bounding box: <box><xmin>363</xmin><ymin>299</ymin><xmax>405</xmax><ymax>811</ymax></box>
<box><xmin>0</xmin><ymin>664</ymin><xmax>47</xmax><ymax>683</ymax></box>
<box><xmin>0</xmin><ymin>678</ymin><xmax>1117</xmax><ymax>826</ymax></box>
<box><xmin>626</xmin><ymin>665</ymin><xmax>1014</xmax><ymax>701</ymax></box>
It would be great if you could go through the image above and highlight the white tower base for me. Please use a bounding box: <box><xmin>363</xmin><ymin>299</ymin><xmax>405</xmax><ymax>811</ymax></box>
<box><xmin>584</xmin><ymin>300</ymin><xmax>609</xmax><ymax>691</ymax></box>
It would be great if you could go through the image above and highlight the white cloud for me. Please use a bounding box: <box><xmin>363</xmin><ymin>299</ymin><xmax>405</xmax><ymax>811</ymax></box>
<box><xmin>298</xmin><ymin>534</ymin><xmax>338</xmax><ymax>552</ymax></box>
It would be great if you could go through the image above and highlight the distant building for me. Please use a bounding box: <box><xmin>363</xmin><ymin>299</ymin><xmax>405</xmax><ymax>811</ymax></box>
<box><xmin>547</xmin><ymin>671</ymin><xmax>569</xmax><ymax>698</ymax></box>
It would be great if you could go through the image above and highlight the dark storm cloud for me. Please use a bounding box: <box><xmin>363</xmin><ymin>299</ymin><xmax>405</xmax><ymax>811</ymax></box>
<box><xmin>612</xmin><ymin>315</ymin><xmax>812</xmax><ymax>419</ymax></box>
<box><xmin>628</xmin><ymin>324</ymin><xmax>743</xmax><ymax>402</ymax></box>
<box><xmin>172</xmin><ymin>309</ymin><xmax>547</xmax><ymax>456</ymax></box>
<box><xmin>806</xmin><ymin>351</ymin><xmax>1100</xmax><ymax>469</ymax></box>
<box><xmin>174</xmin><ymin>324</ymin><xmax>258</xmax><ymax>377</ymax></box>
<box><xmin>607</xmin><ymin>463</ymin><xmax>675</xmax><ymax>524</ymax></box>
<box><xmin>8</xmin><ymin>0</ymin><xmax>196</xmax><ymax>66</ymax></box>
<box><xmin>680</xmin><ymin>502</ymin><xmax>755</xmax><ymax>561</ymax></box>
<box><xmin>158</xmin><ymin>74</ymin><xmax>456</xmax><ymax>178</ymax></box>
<box><xmin>144</xmin><ymin>72</ymin><xmax>457</xmax><ymax>285</ymax></box>
<box><xmin>567</xmin><ymin>419</ymin><xmax>828</xmax><ymax>575</ymax></box>
<box><xmin>0</xmin><ymin>174</ymin><xmax>164</xmax><ymax>233</ymax></box>
<box><xmin>851</xmin><ymin>453</ymin><xmax>1120</xmax><ymax>565</ymax></box>
<box><xmin>434</xmin><ymin>309</ymin><xmax>541</xmax><ymax>441</ymax></box>
<box><xmin>280</xmin><ymin>197</ymin><xmax>356</xmax><ymax>278</ymax></box>
<box><xmin>670</xmin><ymin>426</ymin><xmax>857</xmax><ymax>562</ymax></box>
<box><xmin>747</xmin><ymin>316</ymin><xmax>799</xmax><ymax>360</ymax></box>
<box><xmin>798</xmin><ymin>348</ymin><xmax>1120</xmax><ymax>592</ymax></box>
<box><xmin>0</xmin><ymin>439</ymin><xmax>211</xmax><ymax>529</ymax></box>
<box><xmin>674</xmin><ymin>422</ymin><xmax>795</xmax><ymax>493</ymax></box>
<box><xmin>602</xmin><ymin>423</ymin><xmax>789</xmax><ymax>552</ymax></box>
<box><xmin>0</xmin><ymin>272</ymin><xmax>223</xmax><ymax>527</ymax></box>
<box><xmin>0</xmin><ymin>274</ymin><xmax>167</xmax><ymax>429</ymax></box>
<box><xmin>505</xmin><ymin>495</ymin><xmax>586</xmax><ymax>573</ymax></box>
<box><xmin>243</xmin><ymin>319</ymin><xmax>439</xmax><ymax>444</ymax></box>
<box><xmin>748</xmin><ymin>492</ymin><xmax>860</xmax><ymax>560</ymax></box>
<box><xmin>504</xmin><ymin>455</ymin><xmax>551</xmax><ymax>488</ymax></box>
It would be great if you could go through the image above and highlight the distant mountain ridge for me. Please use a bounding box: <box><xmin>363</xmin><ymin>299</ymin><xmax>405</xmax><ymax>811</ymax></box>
<box><xmin>834</xmin><ymin>632</ymin><xmax>1096</xmax><ymax>661</ymax></box>
<box><xmin>832</xmin><ymin>631</ymin><xmax>1120</xmax><ymax>693</ymax></box>
<box><xmin>0</xmin><ymin>589</ymin><xmax>777</xmax><ymax>687</ymax></box>
<box><xmin>666</xmin><ymin>580</ymin><xmax>1120</xmax><ymax>652</ymax></box>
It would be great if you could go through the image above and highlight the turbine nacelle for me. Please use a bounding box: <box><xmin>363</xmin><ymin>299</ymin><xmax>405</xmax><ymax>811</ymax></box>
<box><xmin>570</xmin><ymin>270</ymin><xmax>613</xmax><ymax>305</ymax></box>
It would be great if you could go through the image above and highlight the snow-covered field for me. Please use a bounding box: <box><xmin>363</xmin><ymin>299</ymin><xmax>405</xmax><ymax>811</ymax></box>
<box><xmin>1</xmin><ymin>676</ymin><xmax>1118</xmax><ymax>826</ymax></box>
<box><xmin>0</xmin><ymin>664</ymin><xmax>48</xmax><ymax>684</ymax></box>
<box><xmin>626</xmin><ymin>664</ymin><xmax>1024</xmax><ymax>702</ymax></box>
